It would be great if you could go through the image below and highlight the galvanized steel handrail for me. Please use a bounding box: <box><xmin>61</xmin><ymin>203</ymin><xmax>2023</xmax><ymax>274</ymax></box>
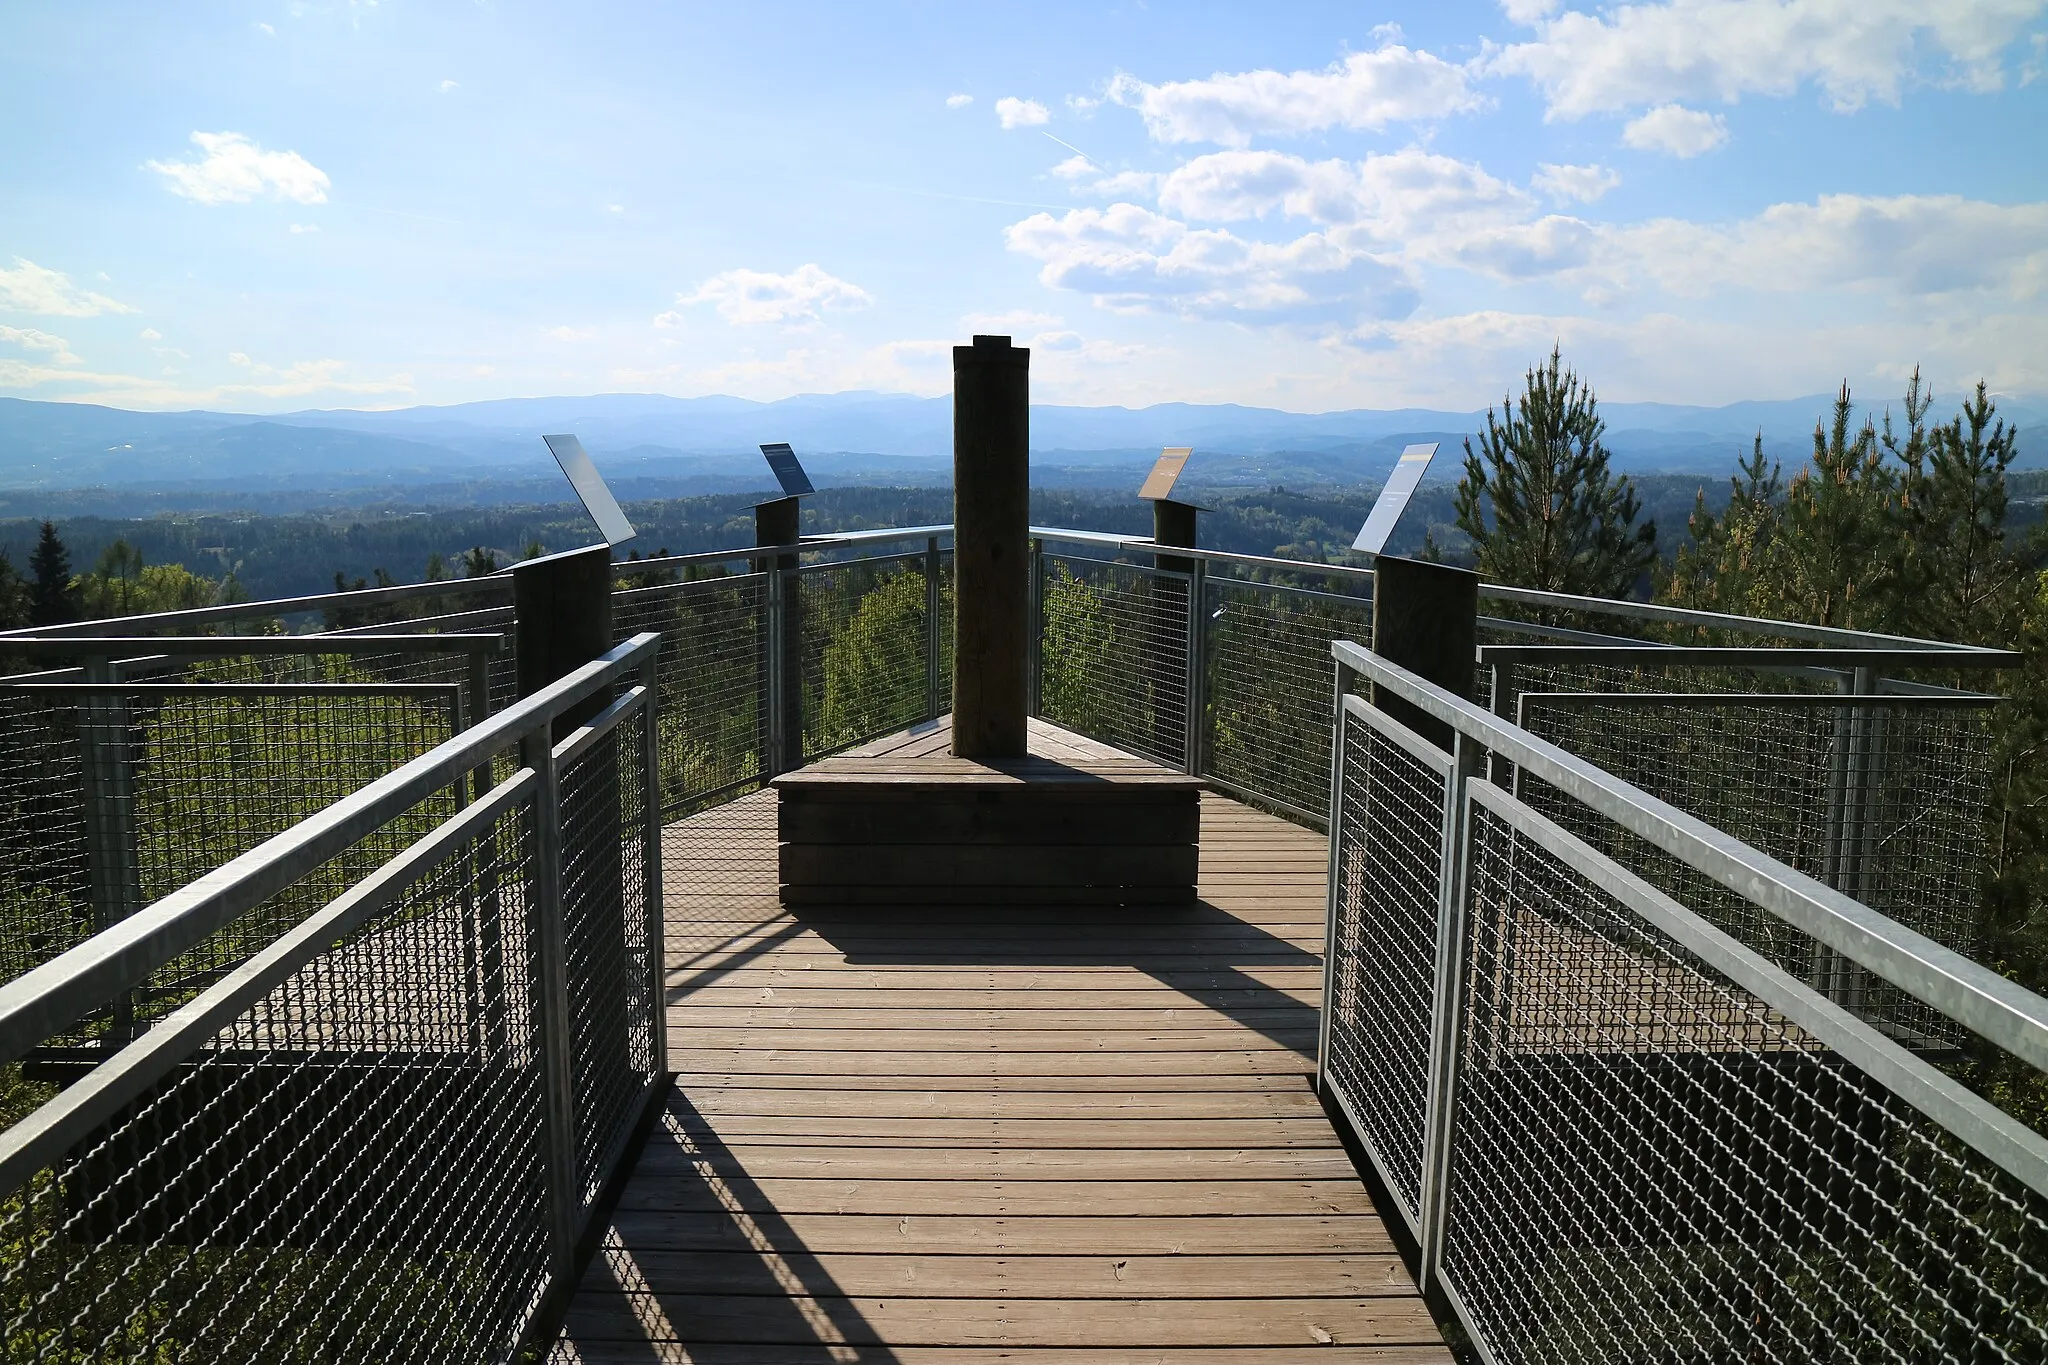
<box><xmin>1331</xmin><ymin>638</ymin><xmax>2048</xmax><ymax>1076</ymax></box>
<box><xmin>0</xmin><ymin>632</ymin><xmax>660</xmax><ymax>1068</ymax></box>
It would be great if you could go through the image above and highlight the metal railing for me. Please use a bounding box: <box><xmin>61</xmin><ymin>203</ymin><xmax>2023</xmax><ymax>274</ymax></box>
<box><xmin>0</xmin><ymin>635</ymin><xmax>665</xmax><ymax>1363</ymax></box>
<box><xmin>1321</xmin><ymin>639</ymin><xmax>2048</xmax><ymax>1364</ymax></box>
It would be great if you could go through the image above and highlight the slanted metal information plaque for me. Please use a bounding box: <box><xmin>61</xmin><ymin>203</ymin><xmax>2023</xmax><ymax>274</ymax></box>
<box><xmin>760</xmin><ymin>442</ymin><xmax>817</xmax><ymax>498</ymax></box>
<box><xmin>1138</xmin><ymin>447</ymin><xmax>1193</xmax><ymax>502</ymax></box>
<box><xmin>1351</xmin><ymin>441</ymin><xmax>1439</xmax><ymax>556</ymax></box>
<box><xmin>542</xmin><ymin>433</ymin><xmax>637</xmax><ymax>547</ymax></box>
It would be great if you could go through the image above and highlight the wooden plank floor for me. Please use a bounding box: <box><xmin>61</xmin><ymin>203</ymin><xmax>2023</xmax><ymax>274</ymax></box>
<box><xmin>555</xmin><ymin>727</ymin><xmax>1452</xmax><ymax>1364</ymax></box>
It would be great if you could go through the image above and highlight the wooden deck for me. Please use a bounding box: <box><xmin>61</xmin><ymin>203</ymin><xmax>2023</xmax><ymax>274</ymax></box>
<box><xmin>555</xmin><ymin>725</ymin><xmax>1452</xmax><ymax>1363</ymax></box>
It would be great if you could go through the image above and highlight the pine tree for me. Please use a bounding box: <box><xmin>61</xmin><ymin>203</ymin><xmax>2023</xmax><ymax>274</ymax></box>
<box><xmin>1662</xmin><ymin>432</ymin><xmax>1783</xmax><ymax>617</ymax></box>
<box><xmin>27</xmin><ymin>521</ymin><xmax>74</xmax><ymax>627</ymax></box>
<box><xmin>1913</xmin><ymin>380</ymin><xmax>2022</xmax><ymax>645</ymax></box>
<box><xmin>1453</xmin><ymin>345</ymin><xmax>1655</xmax><ymax>597</ymax></box>
<box><xmin>1774</xmin><ymin>382</ymin><xmax>1905</xmax><ymax>631</ymax></box>
<box><xmin>0</xmin><ymin>551</ymin><xmax>29</xmax><ymax>630</ymax></box>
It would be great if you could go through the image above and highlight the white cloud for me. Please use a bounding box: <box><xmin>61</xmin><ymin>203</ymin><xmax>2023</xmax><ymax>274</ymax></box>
<box><xmin>138</xmin><ymin>327</ymin><xmax>161</xmax><ymax>341</ymax></box>
<box><xmin>438</xmin><ymin>79</ymin><xmax>459</xmax><ymax>92</ymax></box>
<box><xmin>0</xmin><ymin>258</ymin><xmax>135</xmax><ymax>317</ymax></box>
<box><xmin>1491</xmin><ymin>1</ymin><xmax>2048</xmax><ymax>120</ymax></box>
<box><xmin>1532</xmin><ymin>161</ymin><xmax>1621</xmax><ymax>203</ymax></box>
<box><xmin>659</xmin><ymin>264</ymin><xmax>873</xmax><ymax>327</ymax></box>
<box><xmin>961</xmin><ymin>309</ymin><xmax>1065</xmax><ymax>332</ymax></box>
<box><xmin>1156</xmin><ymin>149</ymin><xmax>1536</xmax><ymax>243</ymax></box>
<box><xmin>256</xmin><ymin>21</ymin><xmax>275</xmax><ymax>36</ymax></box>
<box><xmin>0</xmin><ymin>325</ymin><xmax>80</xmax><ymax>365</ymax></box>
<box><xmin>1106</xmin><ymin>45</ymin><xmax>1485</xmax><ymax>147</ymax></box>
<box><xmin>0</xmin><ymin>353</ymin><xmax>411</xmax><ymax>408</ymax></box>
<box><xmin>1623</xmin><ymin>104</ymin><xmax>1730</xmax><ymax>157</ymax></box>
<box><xmin>547</xmin><ymin>325</ymin><xmax>597</xmax><ymax>342</ymax></box>
<box><xmin>996</xmin><ymin>97</ymin><xmax>1051</xmax><ymax>128</ymax></box>
<box><xmin>1002</xmin><ymin>203</ymin><xmax>1418</xmax><ymax>323</ymax></box>
<box><xmin>946</xmin><ymin>92</ymin><xmax>974</xmax><ymax>108</ymax></box>
<box><xmin>147</xmin><ymin>131</ymin><xmax>331</xmax><ymax>205</ymax></box>
<box><xmin>289</xmin><ymin>222</ymin><xmax>320</xmax><ymax>234</ymax></box>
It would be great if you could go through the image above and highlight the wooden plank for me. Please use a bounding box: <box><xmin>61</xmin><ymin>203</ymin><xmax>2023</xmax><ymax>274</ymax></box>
<box><xmin>631</xmin><ymin>1144</ymin><xmax>1361</xmax><ymax>1181</ymax></box>
<box><xmin>673</xmin><ymin>1117</ymin><xmax>1342</xmax><ymax>1148</ymax></box>
<box><xmin>670</xmin><ymin>1029</ymin><xmax>1316</xmax><ymax>1055</ymax></box>
<box><xmin>677</xmin><ymin>1092</ymin><xmax>1328</xmax><ymax>1120</ymax></box>
<box><xmin>678</xmin><ymin>1074</ymin><xmax>1315</xmax><ymax>1095</ymax></box>
<box><xmin>669</xmin><ymin>1007</ymin><xmax>1313</xmax><ymax>1030</ymax></box>
<box><xmin>561</xmin><ymin>1346</ymin><xmax>1452</xmax><ymax>1364</ymax></box>
<box><xmin>600</xmin><ymin>1210</ymin><xmax>1395</xmax><ymax>1255</ymax></box>
<box><xmin>670</xmin><ymin>1048</ymin><xmax>1314</xmax><ymax>1078</ymax></box>
<box><xmin>577</xmin><ymin>1250</ymin><xmax>1413</xmax><ymax>1299</ymax></box>
<box><xmin>560</xmin><ymin>1293</ymin><xmax>1441</xmax><ymax>1348</ymax></box>
<box><xmin>779</xmin><ymin>799</ymin><xmax>1200</xmax><ymax>846</ymax></box>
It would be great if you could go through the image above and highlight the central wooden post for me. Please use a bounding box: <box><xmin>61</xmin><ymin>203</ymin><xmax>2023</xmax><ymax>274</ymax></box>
<box><xmin>952</xmin><ymin>334</ymin><xmax>1031</xmax><ymax>760</ymax></box>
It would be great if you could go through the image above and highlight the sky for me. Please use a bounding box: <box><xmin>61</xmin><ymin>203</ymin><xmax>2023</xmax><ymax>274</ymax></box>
<box><xmin>2</xmin><ymin>1</ymin><xmax>2046</xmax><ymax>415</ymax></box>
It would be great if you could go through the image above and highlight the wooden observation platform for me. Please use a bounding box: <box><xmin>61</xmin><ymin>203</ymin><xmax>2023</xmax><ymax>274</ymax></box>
<box><xmin>553</xmin><ymin>718</ymin><xmax>1453</xmax><ymax>1362</ymax></box>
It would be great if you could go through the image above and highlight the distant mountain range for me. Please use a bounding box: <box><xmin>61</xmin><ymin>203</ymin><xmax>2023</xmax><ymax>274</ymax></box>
<box><xmin>2</xmin><ymin>389</ymin><xmax>2043</xmax><ymax>515</ymax></box>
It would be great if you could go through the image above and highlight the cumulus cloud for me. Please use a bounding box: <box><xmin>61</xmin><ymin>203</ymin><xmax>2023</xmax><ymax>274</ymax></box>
<box><xmin>1107</xmin><ymin>45</ymin><xmax>1485</xmax><ymax>147</ymax></box>
<box><xmin>1491</xmin><ymin>1</ymin><xmax>2048</xmax><ymax>120</ymax></box>
<box><xmin>0</xmin><ymin>258</ymin><xmax>135</xmax><ymax>317</ymax></box>
<box><xmin>1002</xmin><ymin>202</ymin><xmax>1418</xmax><ymax>323</ymax></box>
<box><xmin>147</xmin><ymin>131</ymin><xmax>330</xmax><ymax>205</ymax></box>
<box><xmin>547</xmin><ymin>325</ymin><xmax>597</xmax><ymax>342</ymax></box>
<box><xmin>996</xmin><ymin>97</ymin><xmax>1051</xmax><ymax>128</ymax></box>
<box><xmin>1623</xmin><ymin>104</ymin><xmax>1730</xmax><ymax>157</ymax></box>
<box><xmin>0</xmin><ymin>325</ymin><xmax>80</xmax><ymax>365</ymax></box>
<box><xmin>1532</xmin><ymin>162</ymin><xmax>1622</xmax><ymax>203</ymax></box>
<box><xmin>659</xmin><ymin>264</ymin><xmax>873</xmax><ymax>327</ymax></box>
<box><xmin>946</xmin><ymin>92</ymin><xmax>973</xmax><ymax>108</ymax></box>
<box><xmin>439</xmin><ymin>79</ymin><xmax>459</xmax><ymax>93</ymax></box>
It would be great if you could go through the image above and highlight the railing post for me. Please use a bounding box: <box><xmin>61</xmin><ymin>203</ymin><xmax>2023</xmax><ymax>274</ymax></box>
<box><xmin>639</xmin><ymin>654</ymin><xmax>669</xmax><ymax>1083</ymax></box>
<box><xmin>522</xmin><ymin>727</ymin><xmax>582</xmax><ymax>1288</ymax></box>
<box><xmin>1027</xmin><ymin>537</ymin><xmax>1044</xmax><ymax>717</ymax></box>
<box><xmin>1316</xmin><ymin>662</ymin><xmax>1349</xmax><ymax>1098</ymax></box>
<box><xmin>755</xmin><ymin>497</ymin><xmax>802</xmax><ymax>776</ymax></box>
<box><xmin>1183</xmin><ymin>557</ymin><xmax>1207</xmax><ymax>777</ymax></box>
<box><xmin>78</xmin><ymin>654</ymin><xmax>140</xmax><ymax>1045</ymax></box>
<box><xmin>925</xmin><ymin>535</ymin><xmax>942</xmax><ymax>722</ymax></box>
<box><xmin>1417</xmin><ymin>729</ymin><xmax>1479</xmax><ymax>1293</ymax></box>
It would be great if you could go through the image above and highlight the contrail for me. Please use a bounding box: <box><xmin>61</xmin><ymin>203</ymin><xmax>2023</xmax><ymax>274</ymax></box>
<box><xmin>1040</xmin><ymin>132</ymin><xmax>1098</xmax><ymax>167</ymax></box>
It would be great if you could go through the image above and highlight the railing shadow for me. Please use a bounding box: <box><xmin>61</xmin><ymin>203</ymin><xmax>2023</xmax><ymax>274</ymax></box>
<box><xmin>554</xmin><ymin>1088</ymin><xmax>904</xmax><ymax>1364</ymax></box>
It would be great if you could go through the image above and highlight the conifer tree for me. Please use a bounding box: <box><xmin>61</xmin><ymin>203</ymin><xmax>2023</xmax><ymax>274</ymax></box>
<box><xmin>27</xmin><ymin>521</ymin><xmax>74</xmax><ymax>626</ymax></box>
<box><xmin>0</xmin><ymin>551</ymin><xmax>28</xmax><ymax>631</ymax></box>
<box><xmin>1772</xmin><ymin>383</ymin><xmax>1903</xmax><ymax>631</ymax></box>
<box><xmin>1662</xmin><ymin>432</ymin><xmax>1783</xmax><ymax>617</ymax></box>
<box><xmin>1453</xmin><ymin>345</ymin><xmax>1655</xmax><ymax>597</ymax></box>
<box><xmin>1913</xmin><ymin>380</ymin><xmax>2022</xmax><ymax>645</ymax></box>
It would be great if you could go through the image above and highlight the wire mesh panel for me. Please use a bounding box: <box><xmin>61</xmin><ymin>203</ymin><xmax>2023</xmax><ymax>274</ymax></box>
<box><xmin>1517</xmin><ymin>695</ymin><xmax>1992</xmax><ymax>1047</ymax></box>
<box><xmin>0</xmin><ymin>796</ymin><xmax>553</xmax><ymax>1364</ymax></box>
<box><xmin>0</xmin><ymin>694</ymin><xmax>89</xmax><ymax>986</ymax></box>
<box><xmin>795</xmin><ymin>554</ymin><xmax>941</xmax><ymax>761</ymax></box>
<box><xmin>557</xmin><ymin>710</ymin><xmax>657</xmax><ymax>1206</ymax></box>
<box><xmin>1323</xmin><ymin>705</ymin><xmax>1450</xmax><ymax>1231</ymax></box>
<box><xmin>1036</xmin><ymin>553</ymin><xmax>1189</xmax><ymax>767</ymax></box>
<box><xmin>0</xmin><ymin>685</ymin><xmax>465</xmax><ymax>1019</ymax></box>
<box><xmin>1445</xmin><ymin>788</ymin><xmax>2048</xmax><ymax>1365</ymax></box>
<box><xmin>613</xmin><ymin>572</ymin><xmax>765</xmax><ymax>816</ymax></box>
<box><xmin>1205</xmin><ymin>579</ymin><xmax>1372</xmax><ymax>821</ymax></box>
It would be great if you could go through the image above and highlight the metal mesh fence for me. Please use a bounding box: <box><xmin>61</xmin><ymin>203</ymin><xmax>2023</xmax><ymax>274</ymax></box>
<box><xmin>1516</xmin><ymin>695</ymin><xmax>1993</xmax><ymax>1048</ymax></box>
<box><xmin>1036</xmin><ymin>553</ymin><xmax>1189</xmax><ymax>767</ymax></box>
<box><xmin>1446</xmin><ymin>793</ymin><xmax>2048</xmax><ymax>1364</ymax></box>
<box><xmin>1205</xmin><ymin>578</ymin><xmax>1372</xmax><ymax>821</ymax></box>
<box><xmin>613</xmin><ymin>571</ymin><xmax>765</xmax><ymax>816</ymax></box>
<box><xmin>0</xmin><ymin>684</ymin><xmax>465</xmax><ymax>1013</ymax></box>
<box><xmin>558</xmin><ymin>712</ymin><xmax>657</xmax><ymax>1206</ymax></box>
<box><xmin>796</xmin><ymin>554</ymin><xmax>942</xmax><ymax>762</ymax></box>
<box><xmin>1322</xmin><ymin>711</ymin><xmax>1447</xmax><ymax>1230</ymax></box>
<box><xmin>0</xmin><ymin>795</ymin><xmax>554</xmax><ymax>1364</ymax></box>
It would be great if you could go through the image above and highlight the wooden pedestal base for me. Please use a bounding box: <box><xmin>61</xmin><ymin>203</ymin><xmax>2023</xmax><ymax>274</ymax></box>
<box><xmin>772</xmin><ymin>718</ymin><xmax>1202</xmax><ymax>906</ymax></box>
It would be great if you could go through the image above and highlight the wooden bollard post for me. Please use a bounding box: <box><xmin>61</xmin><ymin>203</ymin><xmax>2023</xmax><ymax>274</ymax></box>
<box><xmin>952</xmin><ymin>334</ymin><xmax>1031</xmax><ymax>760</ymax></box>
<box><xmin>514</xmin><ymin>544</ymin><xmax>616</xmax><ymax>738</ymax></box>
<box><xmin>1370</xmin><ymin>554</ymin><xmax>1479</xmax><ymax>751</ymax></box>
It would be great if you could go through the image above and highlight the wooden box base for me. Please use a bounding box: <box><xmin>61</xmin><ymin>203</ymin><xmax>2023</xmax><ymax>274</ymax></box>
<box><xmin>772</xmin><ymin>719</ymin><xmax>1202</xmax><ymax>906</ymax></box>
